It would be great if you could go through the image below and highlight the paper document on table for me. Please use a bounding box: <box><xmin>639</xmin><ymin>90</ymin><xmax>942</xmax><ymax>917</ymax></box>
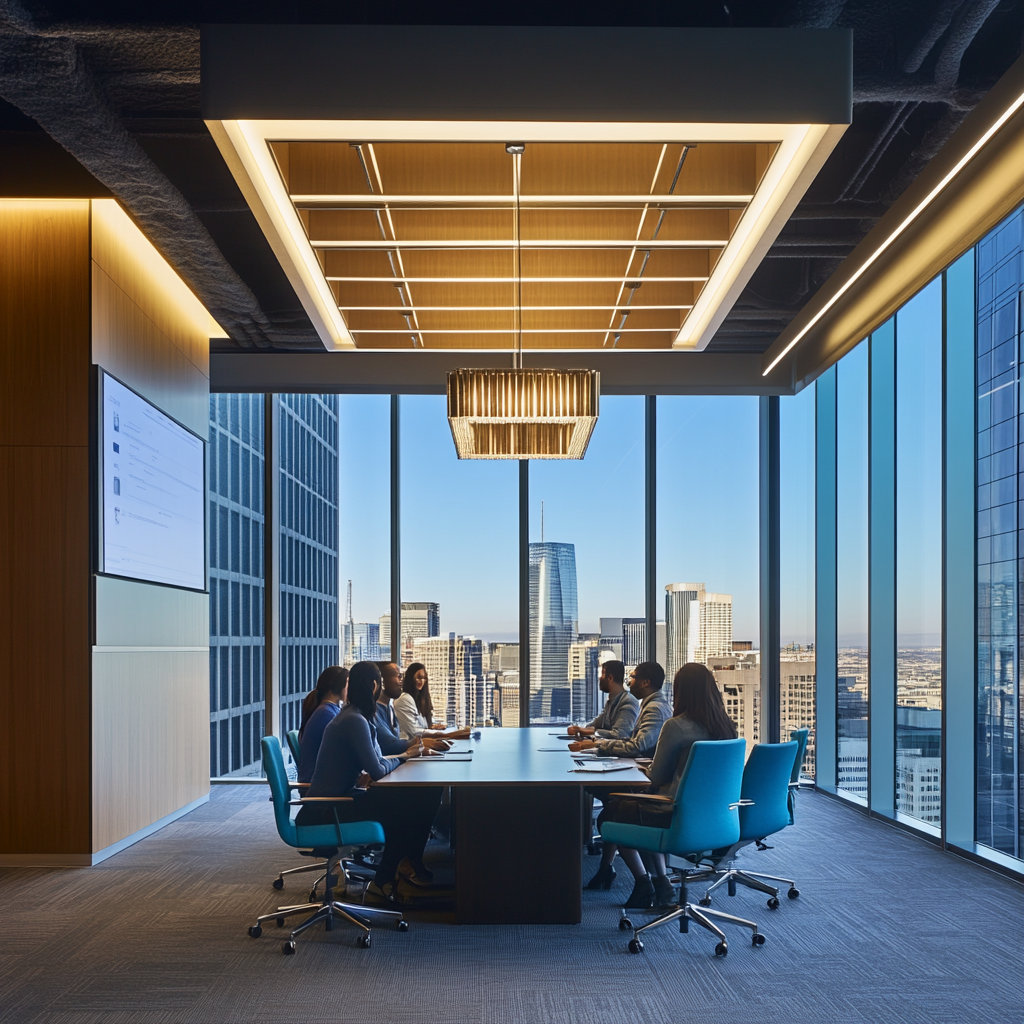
<box><xmin>569</xmin><ymin>759</ymin><xmax>633</xmax><ymax>773</ymax></box>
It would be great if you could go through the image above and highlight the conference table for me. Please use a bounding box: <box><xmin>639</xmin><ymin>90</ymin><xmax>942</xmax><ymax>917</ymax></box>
<box><xmin>375</xmin><ymin>727</ymin><xmax>650</xmax><ymax>924</ymax></box>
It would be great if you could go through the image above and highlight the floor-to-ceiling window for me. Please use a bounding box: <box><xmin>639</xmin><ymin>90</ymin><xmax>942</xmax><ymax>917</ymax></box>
<box><xmin>338</xmin><ymin>395</ymin><xmax>391</xmax><ymax>668</ymax></box>
<box><xmin>208</xmin><ymin>394</ymin><xmax>265</xmax><ymax>778</ymax></box>
<box><xmin>529</xmin><ymin>396</ymin><xmax>645</xmax><ymax>725</ymax></box>
<box><xmin>976</xmin><ymin>207</ymin><xmax>1023</xmax><ymax>858</ymax></box>
<box><xmin>657</xmin><ymin>396</ymin><xmax>760</xmax><ymax>745</ymax></box>
<box><xmin>780</xmin><ymin>387</ymin><xmax>817</xmax><ymax>776</ymax></box>
<box><xmin>895</xmin><ymin>280</ymin><xmax>943</xmax><ymax>825</ymax></box>
<box><xmin>278</xmin><ymin>394</ymin><xmax>340</xmax><ymax>738</ymax></box>
<box><xmin>400</xmin><ymin>395</ymin><xmax>518</xmax><ymax>727</ymax></box>
<box><xmin>836</xmin><ymin>341</ymin><xmax>869</xmax><ymax>802</ymax></box>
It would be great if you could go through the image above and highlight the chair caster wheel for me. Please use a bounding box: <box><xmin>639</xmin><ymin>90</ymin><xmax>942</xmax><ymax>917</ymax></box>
<box><xmin>767</xmin><ymin>897</ymin><xmax>780</xmax><ymax>909</ymax></box>
<box><xmin>619</xmin><ymin>917</ymin><xmax>633</xmax><ymax>931</ymax></box>
<box><xmin>628</xmin><ymin>938</ymin><xmax>644</xmax><ymax>954</ymax></box>
<box><xmin>308</xmin><ymin>888</ymin><xmax>318</xmax><ymax>902</ymax></box>
<box><xmin>272</xmin><ymin>878</ymin><xmax>284</xmax><ymax>890</ymax></box>
<box><xmin>699</xmin><ymin>896</ymin><xmax>712</xmax><ymax>907</ymax></box>
<box><xmin>714</xmin><ymin>942</ymin><xmax>728</xmax><ymax>957</ymax></box>
<box><xmin>752</xmin><ymin>933</ymin><xmax>766</xmax><ymax>946</ymax></box>
<box><xmin>282</xmin><ymin>941</ymin><xmax>296</xmax><ymax>955</ymax></box>
<box><xmin>276</xmin><ymin>917</ymin><xmax>285</xmax><ymax>927</ymax></box>
<box><xmin>788</xmin><ymin>888</ymin><xmax>800</xmax><ymax>899</ymax></box>
<box><xmin>358</xmin><ymin>934</ymin><xmax>372</xmax><ymax>948</ymax></box>
<box><xmin>587</xmin><ymin>843</ymin><xmax>602</xmax><ymax>855</ymax></box>
<box><xmin>248</xmin><ymin>925</ymin><xmax>262</xmax><ymax>938</ymax></box>
<box><xmin>397</xmin><ymin>920</ymin><xmax>409</xmax><ymax>932</ymax></box>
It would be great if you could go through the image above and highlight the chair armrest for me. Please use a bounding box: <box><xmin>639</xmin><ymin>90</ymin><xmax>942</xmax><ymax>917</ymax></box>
<box><xmin>287</xmin><ymin>796</ymin><xmax>355</xmax><ymax>806</ymax></box>
<box><xmin>607</xmin><ymin>792</ymin><xmax>674</xmax><ymax>803</ymax></box>
<box><xmin>729</xmin><ymin>798</ymin><xmax>755</xmax><ymax>810</ymax></box>
<box><xmin>289</xmin><ymin>782</ymin><xmax>310</xmax><ymax>788</ymax></box>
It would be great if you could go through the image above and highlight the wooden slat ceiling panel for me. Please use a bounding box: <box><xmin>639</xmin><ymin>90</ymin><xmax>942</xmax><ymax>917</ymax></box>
<box><xmin>274</xmin><ymin>142</ymin><xmax>369</xmax><ymax>195</ymax></box>
<box><xmin>276</xmin><ymin>140</ymin><xmax>771</xmax><ymax>349</ymax></box>
<box><xmin>372</xmin><ymin>142</ymin><xmax>512</xmax><ymax>195</ymax></box>
<box><xmin>521</xmin><ymin>143</ymin><xmax>665</xmax><ymax>195</ymax></box>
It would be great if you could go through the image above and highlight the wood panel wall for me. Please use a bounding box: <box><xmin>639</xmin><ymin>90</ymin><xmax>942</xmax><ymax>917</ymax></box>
<box><xmin>89</xmin><ymin>200</ymin><xmax>214</xmax><ymax>857</ymax></box>
<box><xmin>0</xmin><ymin>201</ymin><xmax>93</xmax><ymax>857</ymax></box>
<box><xmin>0</xmin><ymin>198</ymin><xmax>217</xmax><ymax>863</ymax></box>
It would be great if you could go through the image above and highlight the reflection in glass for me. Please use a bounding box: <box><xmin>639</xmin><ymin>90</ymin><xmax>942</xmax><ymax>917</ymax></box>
<box><xmin>400</xmin><ymin>396</ymin><xmax>518</xmax><ymax>727</ymax></box>
<box><xmin>780</xmin><ymin>387</ymin><xmax>817</xmax><ymax>778</ymax></box>
<box><xmin>975</xmin><ymin>207</ymin><xmax>1023</xmax><ymax>858</ymax></box>
<box><xmin>836</xmin><ymin>341</ymin><xmax>869</xmax><ymax>802</ymax></box>
<box><xmin>338</xmin><ymin>396</ymin><xmax>391</xmax><ymax>668</ymax></box>
<box><xmin>530</xmin><ymin>397</ymin><xmax>644</xmax><ymax>725</ymax></box>
<box><xmin>896</xmin><ymin>281</ymin><xmax>943</xmax><ymax>825</ymax></box>
<box><xmin>656</xmin><ymin>396</ymin><xmax>760</xmax><ymax>745</ymax></box>
<box><xmin>208</xmin><ymin>394</ymin><xmax>265</xmax><ymax>778</ymax></box>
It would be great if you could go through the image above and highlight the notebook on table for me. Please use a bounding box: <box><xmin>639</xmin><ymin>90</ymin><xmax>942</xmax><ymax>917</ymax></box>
<box><xmin>568</xmin><ymin>759</ymin><xmax>633</xmax><ymax>773</ymax></box>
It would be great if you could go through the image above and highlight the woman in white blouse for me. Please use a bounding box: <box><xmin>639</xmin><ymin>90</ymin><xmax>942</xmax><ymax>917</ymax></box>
<box><xmin>395</xmin><ymin>663</ymin><xmax>471</xmax><ymax>740</ymax></box>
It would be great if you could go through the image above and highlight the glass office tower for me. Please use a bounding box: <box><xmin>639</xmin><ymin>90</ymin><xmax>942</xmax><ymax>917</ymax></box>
<box><xmin>529</xmin><ymin>541</ymin><xmax>579</xmax><ymax>722</ymax></box>
<box><xmin>208</xmin><ymin>394</ymin><xmax>266</xmax><ymax>778</ymax></box>
<box><xmin>278</xmin><ymin>394</ymin><xmax>341</xmax><ymax>735</ymax></box>
<box><xmin>976</xmin><ymin>208</ymin><xmax>1023</xmax><ymax>858</ymax></box>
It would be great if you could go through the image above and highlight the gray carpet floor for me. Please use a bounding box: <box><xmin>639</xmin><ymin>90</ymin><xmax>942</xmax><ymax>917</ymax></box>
<box><xmin>0</xmin><ymin>785</ymin><xmax>1020</xmax><ymax>1024</ymax></box>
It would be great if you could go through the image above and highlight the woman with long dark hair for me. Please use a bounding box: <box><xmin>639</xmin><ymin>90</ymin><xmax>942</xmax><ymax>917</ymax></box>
<box><xmin>296</xmin><ymin>662</ymin><xmax>444</xmax><ymax>903</ymax></box>
<box><xmin>296</xmin><ymin>665</ymin><xmax>349</xmax><ymax>784</ymax></box>
<box><xmin>394</xmin><ymin>662</ymin><xmax>471</xmax><ymax>740</ymax></box>
<box><xmin>590</xmin><ymin>663</ymin><xmax>737</xmax><ymax>909</ymax></box>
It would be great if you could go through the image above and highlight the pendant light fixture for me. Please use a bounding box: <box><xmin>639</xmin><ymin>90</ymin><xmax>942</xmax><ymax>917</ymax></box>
<box><xmin>447</xmin><ymin>143</ymin><xmax>599</xmax><ymax>460</ymax></box>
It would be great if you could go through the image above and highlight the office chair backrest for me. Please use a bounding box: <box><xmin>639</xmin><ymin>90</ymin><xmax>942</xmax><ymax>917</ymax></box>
<box><xmin>261</xmin><ymin>735</ymin><xmax>299</xmax><ymax>848</ymax></box>
<box><xmin>664</xmin><ymin>738</ymin><xmax>746</xmax><ymax>855</ymax></box>
<box><xmin>738</xmin><ymin>741</ymin><xmax>798</xmax><ymax>841</ymax></box>
<box><xmin>788</xmin><ymin>728</ymin><xmax>810</xmax><ymax>823</ymax></box>
<box><xmin>286</xmin><ymin>729</ymin><xmax>301</xmax><ymax>764</ymax></box>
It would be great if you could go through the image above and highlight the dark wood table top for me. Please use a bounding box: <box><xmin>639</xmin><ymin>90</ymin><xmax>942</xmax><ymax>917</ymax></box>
<box><xmin>373</xmin><ymin>726</ymin><xmax>652</xmax><ymax>787</ymax></box>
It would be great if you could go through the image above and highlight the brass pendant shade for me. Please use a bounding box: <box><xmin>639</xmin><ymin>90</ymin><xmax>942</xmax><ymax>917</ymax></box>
<box><xmin>447</xmin><ymin>368</ymin><xmax>600</xmax><ymax>459</ymax></box>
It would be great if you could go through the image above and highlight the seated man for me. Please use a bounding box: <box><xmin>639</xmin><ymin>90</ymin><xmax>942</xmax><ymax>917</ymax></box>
<box><xmin>569</xmin><ymin>661</ymin><xmax>671</xmax><ymax>760</ymax></box>
<box><xmin>567</xmin><ymin>660</ymin><xmax>638</xmax><ymax>740</ymax></box>
<box><xmin>374</xmin><ymin>662</ymin><xmax>449</xmax><ymax>758</ymax></box>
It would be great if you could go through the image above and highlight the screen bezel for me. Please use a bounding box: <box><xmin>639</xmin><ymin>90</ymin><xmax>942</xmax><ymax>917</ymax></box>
<box><xmin>95</xmin><ymin>367</ymin><xmax>208</xmax><ymax>594</ymax></box>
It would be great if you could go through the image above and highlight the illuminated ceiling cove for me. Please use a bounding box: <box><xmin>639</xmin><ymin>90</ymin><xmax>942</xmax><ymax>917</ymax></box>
<box><xmin>204</xmin><ymin>26</ymin><xmax>851</xmax><ymax>355</ymax></box>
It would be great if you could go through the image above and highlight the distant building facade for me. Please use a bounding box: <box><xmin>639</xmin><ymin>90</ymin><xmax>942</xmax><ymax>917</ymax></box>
<box><xmin>529</xmin><ymin>542</ymin><xmax>578</xmax><ymax>721</ymax></box>
<box><xmin>665</xmin><ymin>583</ymin><xmax>733</xmax><ymax>679</ymax></box>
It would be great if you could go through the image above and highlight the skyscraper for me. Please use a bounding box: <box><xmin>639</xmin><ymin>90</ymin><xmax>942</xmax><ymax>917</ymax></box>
<box><xmin>529</xmin><ymin>541</ymin><xmax>578</xmax><ymax>721</ymax></box>
<box><xmin>380</xmin><ymin>601</ymin><xmax>440</xmax><ymax>664</ymax></box>
<box><xmin>414</xmin><ymin>633</ymin><xmax>484</xmax><ymax>728</ymax></box>
<box><xmin>664</xmin><ymin>583</ymin><xmax>733</xmax><ymax>679</ymax></box>
<box><xmin>568</xmin><ymin>639</ymin><xmax>600</xmax><ymax>722</ymax></box>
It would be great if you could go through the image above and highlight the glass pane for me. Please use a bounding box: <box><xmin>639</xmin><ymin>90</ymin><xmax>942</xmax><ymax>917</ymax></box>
<box><xmin>975</xmin><ymin>206</ymin><xmax>1023</xmax><ymax>858</ymax></box>
<box><xmin>208</xmin><ymin>394</ymin><xmax>265</xmax><ymax>779</ymax></box>
<box><xmin>780</xmin><ymin>387</ymin><xmax>816</xmax><ymax>778</ymax></box>
<box><xmin>279</xmin><ymin>395</ymin><xmax>340</xmax><ymax>759</ymax></box>
<box><xmin>339</xmin><ymin>396</ymin><xmax>391</xmax><ymax>667</ymax></box>
<box><xmin>529</xmin><ymin>396</ymin><xmax>644</xmax><ymax>726</ymax></box>
<box><xmin>400</xmin><ymin>396</ymin><xmax>518</xmax><ymax>728</ymax></box>
<box><xmin>896</xmin><ymin>280</ymin><xmax>943</xmax><ymax>824</ymax></box>
<box><xmin>657</xmin><ymin>396</ymin><xmax>760</xmax><ymax>745</ymax></box>
<box><xmin>836</xmin><ymin>341</ymin><xmax>869</xmax><ymax>802</ymax></box>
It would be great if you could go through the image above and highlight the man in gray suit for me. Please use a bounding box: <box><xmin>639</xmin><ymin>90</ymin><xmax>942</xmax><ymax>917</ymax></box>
<box><xmin>567</xmin><ymin>660</ymin><xmax>638</xmax><ymax>740</ymax></box>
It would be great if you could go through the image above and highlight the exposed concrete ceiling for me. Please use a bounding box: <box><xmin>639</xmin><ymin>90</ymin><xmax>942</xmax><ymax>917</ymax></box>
<box><xmin>2</xmin><ymin>1</ymin><xmax>1022</xmax><ymax>353</ymax></box>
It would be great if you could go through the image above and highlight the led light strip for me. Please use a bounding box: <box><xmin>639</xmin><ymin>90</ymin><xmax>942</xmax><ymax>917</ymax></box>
<box><xmin>292</xmin><ymin>193</ymin><xmax>753</xmax><ymax>206</ymax></box>
<box><xmin>325</xmin><ymin>275</ymin><xmax>709</xmax><ymax>283</ymax></box>
<box><xmin>310</xmin><ymin>238</ymin><xmax>728</xmax><ymax>249</ymax></box>
<box><xmin>762</xmin><ymin>86</ymin><xmax>1024</xmax><ymax>376</ymax></box>
<box><xmin>350</xmin><ymin>326</ymin><xmax>678</xmax><ymax>333</ymax></box>
<box><xmin>337</xmin><ymin>304</ymin><xmax>694</xmax><ymax>311</ymax></box>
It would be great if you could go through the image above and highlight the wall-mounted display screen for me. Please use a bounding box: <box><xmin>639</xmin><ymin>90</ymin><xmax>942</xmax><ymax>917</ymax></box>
<box><xmin>100</xmin><ymin>371</ymin><xmax>206</xmax><ymax>591</ymax></box>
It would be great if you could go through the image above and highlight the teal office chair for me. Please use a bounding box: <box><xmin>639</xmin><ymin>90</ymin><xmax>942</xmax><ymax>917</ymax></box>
<box><xmin>286</xmin><ymin>728</ymin><xmax>301</xmax><ymax>766</ymax></box>
<box><xmin>249</xmin><ymin>736</ymin><xmax>409</xmax><ymax>955</ymax></box>
<box><xmin>692</xmin><ymin>740</ymin><xmax>801</xmax><ymax>909</ymax></box>
<box><xmin>602</xmin><ymin>738</ymin><xmax>765</xmax><ymax>957</ymax></box>
<box><xmin>271</xmin><ymin>728</ymin><xmax>330</xmax><ymax>896</ymax></box>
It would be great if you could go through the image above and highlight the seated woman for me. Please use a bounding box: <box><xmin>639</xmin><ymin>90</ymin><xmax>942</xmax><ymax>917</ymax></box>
<box><xmin>296</xmin><ymin>666</ymin><xmax>348</xmax><ymax>784</ymax></box>
<box><xmin>591</xmin><ymin>662</ymin><xmax>737</xmax><ymax>909</ymax></box>
<box><xmin>394</xmin><ymin>662</ymin><xmax>471</xmax><ymax>740</ymax></box>
<box><xmin>296</xmin><ymin>661</ymin><xmax>443</xmax><ymax>903</ymax></box>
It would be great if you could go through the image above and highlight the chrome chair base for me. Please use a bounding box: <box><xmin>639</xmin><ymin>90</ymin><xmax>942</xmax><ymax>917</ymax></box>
<box><xmin>618</xmin><ymin>899</ymin><xmax>764</xmax><ymax>957</ymax></box>
<box><xmin>250</xmin><ymin>854</ymin><xmax>407</xmax><ymax>954</ymax></box>
<box><xmin>692</xmin><ymin>866</ymin><xmax>799</xmax><ymax>907</ymax></box>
